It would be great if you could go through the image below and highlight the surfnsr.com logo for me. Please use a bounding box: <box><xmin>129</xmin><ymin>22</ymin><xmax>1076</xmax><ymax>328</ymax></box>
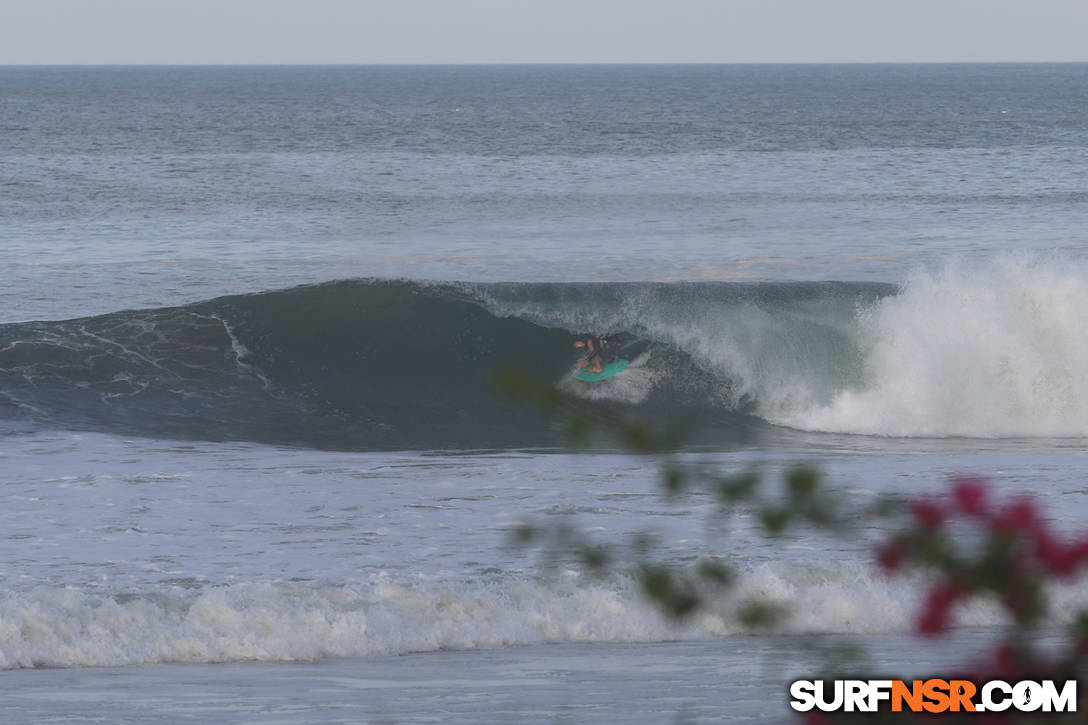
<box><xmin>789</xmin><ymin>679</ymin><xmax>1077</xmax><ymax>714</ymax></box>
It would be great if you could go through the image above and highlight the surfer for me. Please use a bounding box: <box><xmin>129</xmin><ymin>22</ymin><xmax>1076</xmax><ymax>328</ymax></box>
<box><xmin>574</xmin><ymin>334</ymin><xmax>612</xmax><ymax>374</ymax></box>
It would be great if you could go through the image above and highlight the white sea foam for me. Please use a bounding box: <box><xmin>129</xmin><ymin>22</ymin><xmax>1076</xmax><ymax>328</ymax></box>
<box><xmin>558</xmin><ymin>352</ymin><xmax>657</xmax><ymax>404</ymax></box>
<box><xmin>6</xmin><ymin>563</ymin><xmax>1080</xmax><ymax>669</ymax></box>
<box><xmin>779</xmin><ymin>254</ymin><xmax>1088</xmax><ymax>437</ymax></box>
<box><xmin>0</xmin><ymin>578</ymin><xmax>670</xmax><ymax>669</ymax></box>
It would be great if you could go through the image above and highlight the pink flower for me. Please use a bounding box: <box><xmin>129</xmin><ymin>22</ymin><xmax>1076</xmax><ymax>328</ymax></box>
<box><xmin>918</xmin><ymin>582</ymin><xmax>962</xmax><ymax>636</ymax></box>
<box><xmin>912</xmin><ymin>498</ymin><xmax>946</xmax><ymax>532</ymax></box>
<box><xmin>990</xmin><ymin>497</ymin><xmax>1039</xmax><ymax>537</ymax></box>
<box><xmin>1035</xmin><ymin>531</ymin><xmax>1077</xmax><ymax>577</ymax></box>
<box><xmin>1068</xmin><ymin>536</ymin><xmax>1088</xmax><ymax>568</ymax></box>
<box><xmin>876</xmin><ymin>540</ymin><xmax>905</xmax><ymax>573</ymax></box>
<box><xmin>952</xmin><ymin>476</ymin><xmax>989</xmax><ymax>517</ymax></box>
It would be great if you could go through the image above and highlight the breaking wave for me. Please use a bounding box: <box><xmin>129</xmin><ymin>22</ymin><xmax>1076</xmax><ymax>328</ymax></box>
<box><xmin>10</xmin><ymin>564</ymin><xmax>1084</xmax><ymax>669</ymax></box>
<box><xmin>1</xmin><ymin>253</ymin><xmax>1086</xmax><ymax>448</ymax></box>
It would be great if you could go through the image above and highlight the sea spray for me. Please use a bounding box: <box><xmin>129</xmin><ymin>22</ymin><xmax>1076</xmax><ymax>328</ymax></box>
<box><xmin>783</xmin><ymin>255</ymin><xmax>1088</xmax><ymax>437</ymax></box>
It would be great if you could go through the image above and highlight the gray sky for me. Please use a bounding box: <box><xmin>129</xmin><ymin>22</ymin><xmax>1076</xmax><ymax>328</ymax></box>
<box><xmin>2</xmin><ymin>0</ymin><xmax>1087</xmax><ymax>65</ymax></box>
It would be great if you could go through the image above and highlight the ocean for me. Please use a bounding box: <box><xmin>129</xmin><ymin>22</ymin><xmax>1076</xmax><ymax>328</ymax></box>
<box><xmin>2</xmin><ymin>64</ymin><xmax>1087</xmax><ymax>723</ymax></box>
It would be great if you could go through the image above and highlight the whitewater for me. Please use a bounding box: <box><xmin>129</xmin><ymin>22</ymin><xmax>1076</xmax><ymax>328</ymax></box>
<box><xmin>3</xmin><ymin>64</ymin><xmax>1088</xmax><ymax>723</ymax></box>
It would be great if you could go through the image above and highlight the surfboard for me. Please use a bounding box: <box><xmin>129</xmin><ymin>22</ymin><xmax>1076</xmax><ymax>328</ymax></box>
<box><xmin>572</xmin><ymin>359</ymin><xmax>630</xmax><ymax>382</ymax></box>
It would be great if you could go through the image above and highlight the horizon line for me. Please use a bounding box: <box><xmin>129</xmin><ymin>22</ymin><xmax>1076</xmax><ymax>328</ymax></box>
<box><xmin>3</xmin><ymin>60</ymin><xmax>1088</xmax><ymax>68</ymax></box>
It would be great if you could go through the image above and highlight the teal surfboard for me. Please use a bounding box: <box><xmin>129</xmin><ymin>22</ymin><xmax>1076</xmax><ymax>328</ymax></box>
<box><xmin>572</xmin><ymin>359</ymin><xmax>630</xmax><ymax>382</ymax></box>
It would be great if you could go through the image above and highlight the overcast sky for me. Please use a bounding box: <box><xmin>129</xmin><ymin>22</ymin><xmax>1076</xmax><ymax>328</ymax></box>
<box><xmin>2</xmin><ymin>0</ymin><xmax>1087</xmax><ymax>65</ymax></box>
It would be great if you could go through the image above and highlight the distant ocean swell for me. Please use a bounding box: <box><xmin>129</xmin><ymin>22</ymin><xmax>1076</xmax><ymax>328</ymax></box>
<box><xmin>2</xmin><ymin>254</ymin><xmax>1087</xmax><ymax>448</ymax></box>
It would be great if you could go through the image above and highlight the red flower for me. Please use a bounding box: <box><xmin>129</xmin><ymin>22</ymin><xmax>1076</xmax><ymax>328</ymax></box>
<box><xmin>952</xmin><ymin>476</ymin><xmax>989</xmax><ymax>517</ymax></box>
<box><xmin>990</xmin><ymin>497</ymin><xmax>1039</xmax><ymax>537</ymax></box>
<box><xmin>912</xmin><ymin>498</ymin><xmax>946</xmax><ymax>532</ymax></box>
<box><xmin>1035</xmin><ymin>531</ymin><xmax>1077</xmax><ymax>577</ymax></box>
<box><xmin>876</xmin><ymin>540</ymin><xmax>905</xmax><ymax>572</ymax></box>
<box><xmin>1069</xmin><ymin>536</ymin><xmax>1088</xmax><ymax>568</ymax></box>
<box><xmin>918</xmin><ymin>582</ymin><xmax>962</xmax><ymax>636</ymax></box>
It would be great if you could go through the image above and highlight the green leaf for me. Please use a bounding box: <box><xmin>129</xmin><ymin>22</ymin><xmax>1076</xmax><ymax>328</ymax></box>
<box><xmin>640</xmin><ymin>566</ymin><xmax>675</xmax><ymax>602</ymax></box>
<box><xmin>786</xmin><ymin>466</ymin><xmax>820</xmax><ymax>499</ymax></box>
<box><xmin>580</xmin><ymin>545</ymin><xmax>610</xmax><ymax>570</ymax></box>
<box><xmin>736</xmin><ymin>600</ymin><xmax>787</xmax><ymax>630</ymax></box>
<box><xmin>759</xmin><ymin>506</ymin><xmax>791</xmax><ymax>535</ymax></box>
<box><xmin>663</xmin><ymin>467</ymin><xmax>687</xmax><ymax>496</ymax></box>
<box><xmin>696</xmin><ymin>559</ymin><xmax>734</xmax><ymax>587</ymax></box>
<box><xmin>564</xmin><ymin>415</ymin><xmax>591</xmax><ymax>445</ymax></box>
<box><xmin>619</xmin><ymin>423</ymin><xmax>653</xmax><ymax>453</ymax></box>
<box><xmin>715</xmin><ymin>471</ymin><xmax>760</xmax><ymax>503</ymax></box>
<box><xmin>512</xmin><ymin>522</ymin><xmax>535</xmax><ymax>544</ymax></box>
